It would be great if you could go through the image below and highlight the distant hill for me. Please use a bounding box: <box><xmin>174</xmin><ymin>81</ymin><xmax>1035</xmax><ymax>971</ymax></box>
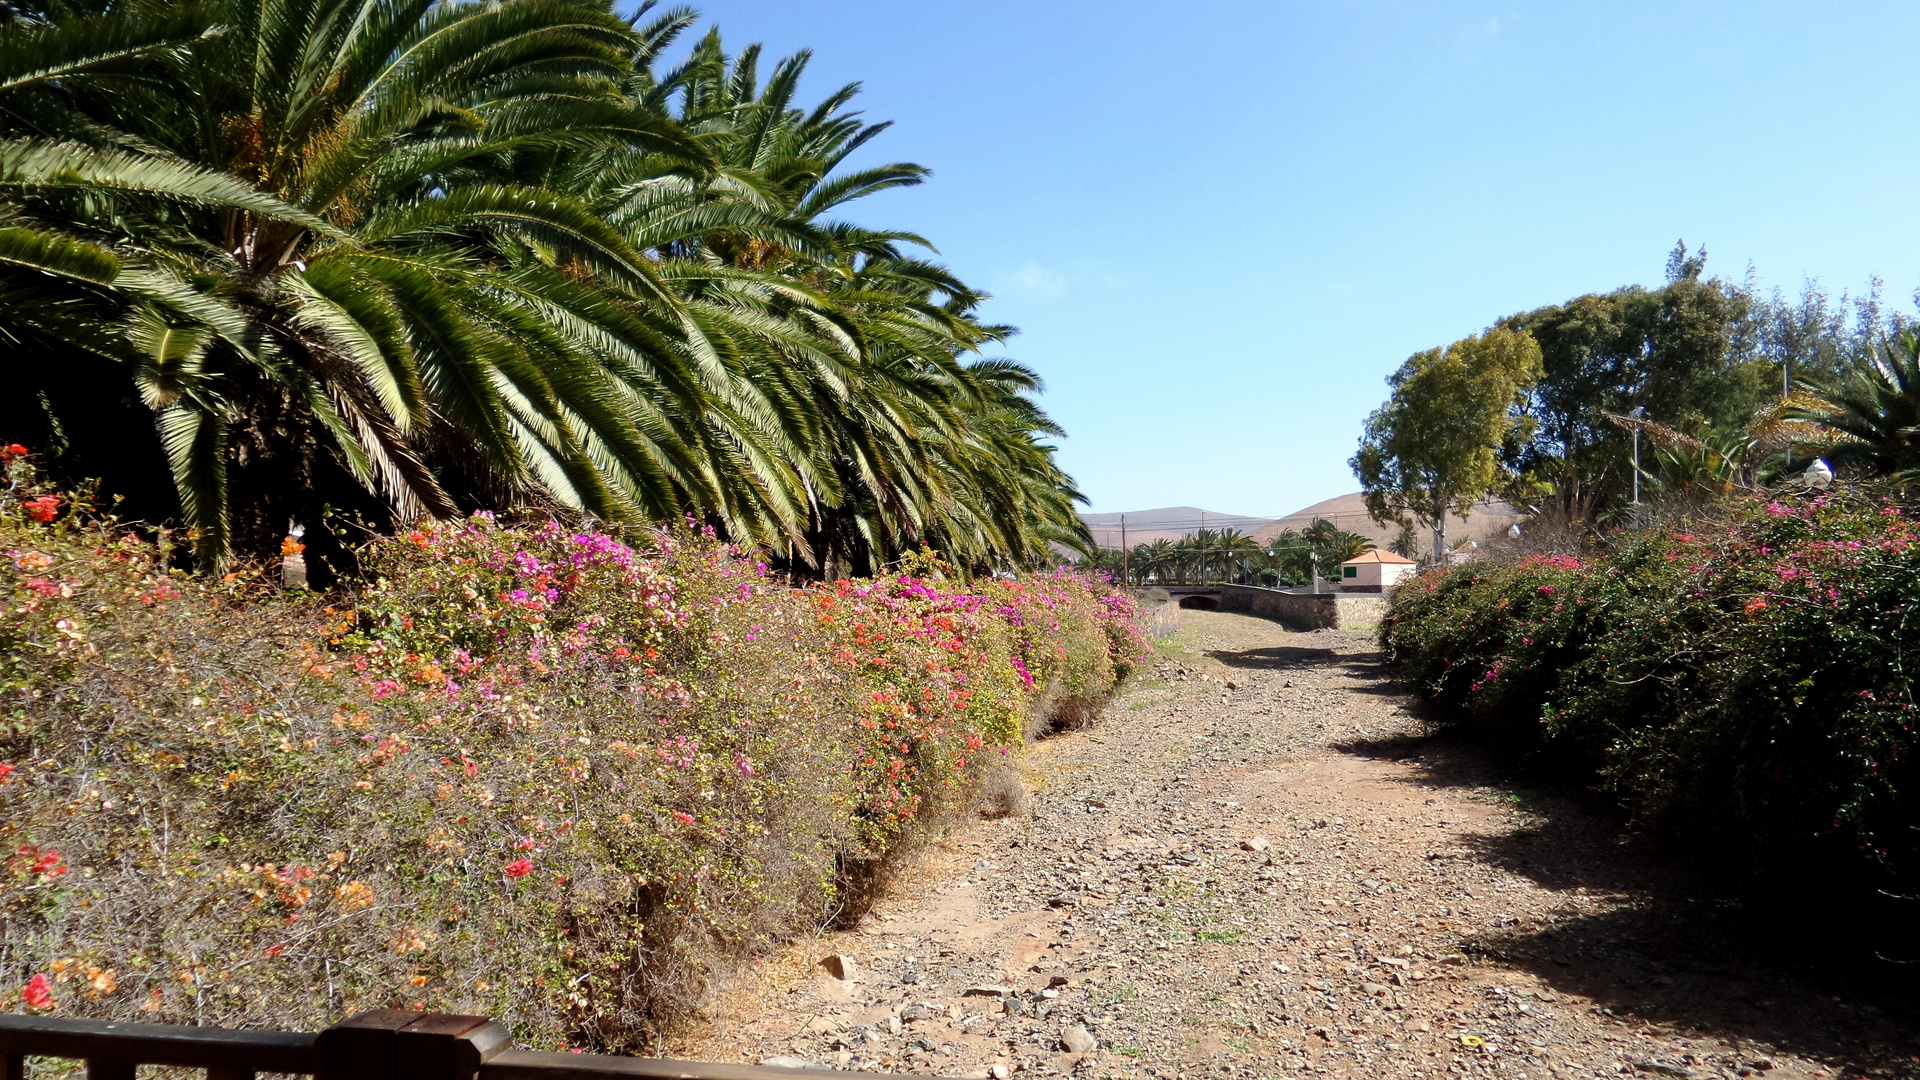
<box><xmin>1250</xmin><ymin>493</ymin><xmax>1522</xmax><ymax>553</ymax></box>
<box><xmin>1079</xmin><ymin>506</ymin><xmax>1276</xmax><ymax>549</ymax></box>
<box><xmin>1084</xmin><ymin>495</ymin><xmax>1523</xmax><ymax>555</ymax></box>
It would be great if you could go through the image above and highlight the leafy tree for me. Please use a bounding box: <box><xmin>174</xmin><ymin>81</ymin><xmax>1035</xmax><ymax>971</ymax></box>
<box><xmin>1497</xmin><ymin>243</ymin><xmax>1773</xmax><ymax>522</ymax></box>
<box><xmin>1352</xmin><ymin>327</ymin><xmax>1542</xmax><ymax>558</ymax></box>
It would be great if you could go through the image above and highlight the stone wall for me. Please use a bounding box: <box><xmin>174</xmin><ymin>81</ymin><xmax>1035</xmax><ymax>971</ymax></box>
<box><xmin>1212</xmin><ymin>583</ymin><xmax>1390</xmax><ymax>631</ymax></box>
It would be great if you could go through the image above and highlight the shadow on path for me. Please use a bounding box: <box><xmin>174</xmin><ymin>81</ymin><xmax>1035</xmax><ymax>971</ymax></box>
<box><xmin>1313</xmin><ymin>644</ymin><xmax>1920</xmax><ymax>1075</ymax></box>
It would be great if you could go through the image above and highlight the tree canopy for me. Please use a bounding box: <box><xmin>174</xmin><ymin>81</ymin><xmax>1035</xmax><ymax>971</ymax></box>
<box><xmin>0</xmin><ymin>0</ymin><xmax>1088</xmax><ymax>574</ymax></box>
<box><xmin>1352</xmin><ymin>327</ymin><xmax>1541</xmax><ymax>558</ymax></box>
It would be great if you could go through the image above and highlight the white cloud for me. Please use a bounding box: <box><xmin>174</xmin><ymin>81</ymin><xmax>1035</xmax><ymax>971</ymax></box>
<box><xmin>997</xmin><ymin>263</ymin><xmax>1071</xmax><ymax>300</ymax></box>
<box><xmin>989</xmin><ymin>261</ymin><xmax>1130</xmax><ymax>304</ymax></box>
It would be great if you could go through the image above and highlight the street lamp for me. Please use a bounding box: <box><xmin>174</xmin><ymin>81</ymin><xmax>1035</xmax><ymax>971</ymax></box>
<box><xmin>1803</xmin><ymin>459</ymin><xmax>1833</xmax><ymax>491</ymax></box>
<box><xmin>1628</xmin><ymin>406</ymin><xmax>1646</xmax><ymax>507</ymax></box>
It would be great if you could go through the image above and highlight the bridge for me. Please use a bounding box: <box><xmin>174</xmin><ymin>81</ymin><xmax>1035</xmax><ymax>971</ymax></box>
<box><xmin>1139</xmin><ymin>582</ymin><xmax>1386</xmax><ymax>629</ymax></box>
<box><xmin>1157</xmin><ymin>583</ymin><xmax>1226</xmax><ymax>609</ymax></box>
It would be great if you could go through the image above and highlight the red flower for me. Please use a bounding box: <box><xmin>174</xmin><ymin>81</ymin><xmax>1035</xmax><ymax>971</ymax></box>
<box><xmin>0</xmin><ymin>763</ymin><xmax>12</xmax><ymax>785</ymax></box>
<box><xmin>0</xmin><ymin>444</ymin><xmax>26</xmax><ymax>461</ymax></box>
<box><xmin>22</xmin><ymin>496</ymin><xmax>59</xmax><ymax>523</ymax></box>
<box><xmin>21</xmin><ymin>973</ymin><xmax>52</xmax><ymax>1011</ymax></box>
<box><xmin>504</xmin><ymin>858</ymin><xmax>533</xmax><ymax>879</ymax></box>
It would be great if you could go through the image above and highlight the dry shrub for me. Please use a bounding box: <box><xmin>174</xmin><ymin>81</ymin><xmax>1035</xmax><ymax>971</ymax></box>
<box><xmin>973</xmin><ymin>759</ymin><xmax>1028</xmax><ymax>820</ymax></box>
<box><xmin>0</xmin><ymin>471</ymin><xmax>1146</xmax><ymax>1050</ymax></box>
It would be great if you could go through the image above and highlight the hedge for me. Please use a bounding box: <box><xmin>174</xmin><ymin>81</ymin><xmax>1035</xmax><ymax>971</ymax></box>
<box><xmin>0</xmin><ymin>462</ymin><xmax>1145</xmax><ymax>1049</ymax></box>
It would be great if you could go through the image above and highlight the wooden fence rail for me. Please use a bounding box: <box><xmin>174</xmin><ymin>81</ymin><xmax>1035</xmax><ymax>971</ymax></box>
<box><xmin>0</xmin><ymin>1010</ymin><xmax>944</xmax><ymax>1080</ymax></box>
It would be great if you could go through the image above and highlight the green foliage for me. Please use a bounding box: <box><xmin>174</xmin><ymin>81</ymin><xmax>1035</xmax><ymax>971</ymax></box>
<box><xmin>0</xmin><ymin>468</ymin><xmax>1143</xmax><ymax>1048</ymax></box>
<box><xmin>0</xmin><ymin>1</ymin><xmax>1088</xmax><ymax>572</ymax></box>
<box><xmin>1382</xmin><ymin>490</ymin><xmax>1920</xmax><ymax>908</ymax></box>
<box><xmin>1094</xmin><ymin>522</ymin><xmax>1375</xmax><ymax>588</ymax></box>
<box><xmin>1789</xmin><ymin>332</ymin><xmax>1920</xmax><ymax>478</ymax></box>
<box><xmin>1353</xmin><ymin>327</ymin><xmax>1542</xmax><ymax>556</ymax></box>
<box><xmin>1494</xmin><ymin>243</ymin><xmax>1775</xmax><ymax>521</ymax></box>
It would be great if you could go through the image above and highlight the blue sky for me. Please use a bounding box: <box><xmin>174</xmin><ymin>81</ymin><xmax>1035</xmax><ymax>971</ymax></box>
<box><xmin>664</xmin><ymin>1</ymin><xmax>1920</xmax><ymax>516</ymax></box>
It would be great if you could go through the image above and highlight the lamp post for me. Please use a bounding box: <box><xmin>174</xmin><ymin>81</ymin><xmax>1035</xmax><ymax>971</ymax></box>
<box><xmin>1628</xmin><ymin>406</ymin><xmax>1645</xmax><ymax>507</ymax></box>
<box><xmin>1803</xmin><ymin>459</ymin><xmax>1833</xmax><ymax>491</ymax></box>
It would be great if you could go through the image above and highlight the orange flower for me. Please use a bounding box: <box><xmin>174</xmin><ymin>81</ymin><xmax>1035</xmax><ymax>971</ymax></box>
<box><xmin>1744</xmin><ymin>596</ymin><xmax>1769</xmax><ymax>618</ymax></box>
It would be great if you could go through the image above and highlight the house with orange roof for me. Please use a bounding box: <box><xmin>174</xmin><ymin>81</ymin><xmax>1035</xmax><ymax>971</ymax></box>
<box><xmin>1339</xmin><ymin>549</ymin><xmax>1416</xmax><ymax>592</ymax></box>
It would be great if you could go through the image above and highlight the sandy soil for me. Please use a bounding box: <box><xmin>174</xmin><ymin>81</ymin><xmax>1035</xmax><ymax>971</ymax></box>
<box><xmin>684</xmin><ymin>609</ymin><xmax>1919</xmax><ymax>1080</ymax></box>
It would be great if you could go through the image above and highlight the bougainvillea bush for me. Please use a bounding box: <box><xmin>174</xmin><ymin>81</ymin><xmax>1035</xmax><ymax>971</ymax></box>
<box><xmin>0</xmin><ymin>461</ymin><xmax>1145</xmax><ymax>1049</ymax></box>
<box><xmin>1383</xmin><ymin>489</ymin><xmax>1920</xmax><ymax>908</ymax></box>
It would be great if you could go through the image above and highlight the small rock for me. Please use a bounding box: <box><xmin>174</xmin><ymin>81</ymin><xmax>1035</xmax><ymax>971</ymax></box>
<box><xmin>900</xmin><ymin>1004</ymin><xmax>928</xmax><ymax>1022</ymax></box>
<box><xmin>1361</xmin><ymin>982</ymin><xmax>1390</xmax><ymax>996</ymax></box>
<box><xmin>1242</xmin><ymin>837</ymin><xmax>1271</xmax><ymax>853</ymax></box>
<box><xmin>990</xmin><ymin>1066</ymin><xmax>1012</xmax><ymax>1080</ymax></box>
<box><xmin>761</xmin><ymin>1055</ymin><xmax>828</xmax><ymax>1069</ymax></box>
<box><xmin>963</xmin><ymin>984</ymin><xmax>1011</xmax><ymax>997</ymax></box>
<box><xmin>818</xmin><ymin>953</ymin><xmax>859</xmax><ymax>981</ymax></box>
<box><xmin>1048</xmin><ymin>893</ymin><xmax>1075</xmax><ymax>907</ymax></box>
<box><xmin>887</xmin><ymin>1016</ymin><xmax>903</xmax><ymax>1036</ymax></box>
<box><xmin>1632</xmin><ymin>1061</ymin><xmax>1696</xmax><ymax>1078</ymax></box>
<box><xmin>1048</xmin><ymin>974</ymin><xmax>1070</xmax><ymax>987</ymax></box>
<box><xmin>1060</xmin><ymin>1024</ymin><xmax>1098</xmax><ymax>1054</ymax></box>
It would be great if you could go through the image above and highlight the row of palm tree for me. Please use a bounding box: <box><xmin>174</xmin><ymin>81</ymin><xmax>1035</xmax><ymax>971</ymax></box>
<box><xmin>1082</xmin><ymin>521</ymin><xmax>1374</xmax><ymax>587</ymax></box>
<box><xmin>0</xmin><ymin>0</ymin><xmax>1087</xmax><ymax>573</ymax></box>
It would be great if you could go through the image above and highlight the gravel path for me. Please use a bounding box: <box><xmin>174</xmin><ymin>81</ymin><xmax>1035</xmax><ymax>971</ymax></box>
<box><xmin>687</xmin><ymin>610</ymin><xmax>1918</xmax><ymax>1080</ymax></box>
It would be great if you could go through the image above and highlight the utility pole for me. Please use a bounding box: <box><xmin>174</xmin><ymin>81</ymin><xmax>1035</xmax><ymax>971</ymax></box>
<box><xmin>1628</xmin><ymin>405</ymin><xmax>1645</xmax><ymax>510</ymax></box>
<box><xmin>1120</xmin><ymin>515</ymin><xmax>1128</xmax><ymax>586</ymax></box>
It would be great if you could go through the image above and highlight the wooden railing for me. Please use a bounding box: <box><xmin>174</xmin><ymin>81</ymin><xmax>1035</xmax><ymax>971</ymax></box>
<box><xmin>0</xmin><ymin>1009</ymin><xmax>943</xmax><ymax>1080</ymax></box>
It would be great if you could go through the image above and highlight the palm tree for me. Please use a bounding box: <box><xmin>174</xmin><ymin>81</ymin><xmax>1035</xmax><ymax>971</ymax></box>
<box><xmin>1214</xmin><ymin>528</ymin><xmax>1260</xmax><ymax>583</ymax></box>
<box><xmin>2</xmin><ymin>0</ymin><xmax>724</xmax><ymax>563</ymax></box>
<box><xmin>1787</xmin><ymin>333</ymin><xmax>1920</xmax><ymax>478</ymax></box>
<box><xmin>0</xmin><ymin>1</ymin><xmax>1088</xmax><ymax>573</ymax></box>
<box><xmin>1262</xmin><ymin>531</ymin><xmax>1311</xmax><ymax>585</ymax></box>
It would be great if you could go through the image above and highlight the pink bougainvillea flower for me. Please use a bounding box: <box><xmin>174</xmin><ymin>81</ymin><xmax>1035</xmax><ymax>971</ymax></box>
<box><xmin>671</xmin><ymin>811</ymin><xmax>695</xmax><ymax>825</ymax></box>
<box><xmin>504</xmin><ymin>859</ymin><xmax>534</xmax><ymax>879</ymax></box>
<box><xmin>21</xmin><ymin>973</ymin><xmax>53</xmax><ymax>1010</ymax></box>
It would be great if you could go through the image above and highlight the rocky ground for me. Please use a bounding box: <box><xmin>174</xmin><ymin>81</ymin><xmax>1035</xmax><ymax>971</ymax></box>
<box><xmin>684</xmin><ymin>609</ymin><xmax>1920</xmax><ymax>1080</ymax></box>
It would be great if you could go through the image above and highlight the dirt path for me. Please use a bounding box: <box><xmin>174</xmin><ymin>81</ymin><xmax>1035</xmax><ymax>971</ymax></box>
<box><xmin>686</xmin><ymin>610</ymin><xmax>1918</xmax><ymax>1080</ymax></box>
